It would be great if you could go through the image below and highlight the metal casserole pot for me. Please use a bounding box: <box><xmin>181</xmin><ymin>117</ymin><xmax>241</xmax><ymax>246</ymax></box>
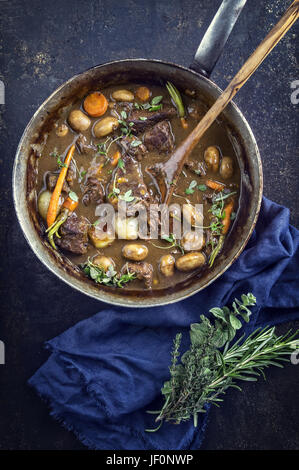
<box><xmin>13</xmin><ymin>0</ymin><xmax>262</xmax><ymax>307</ymax></box>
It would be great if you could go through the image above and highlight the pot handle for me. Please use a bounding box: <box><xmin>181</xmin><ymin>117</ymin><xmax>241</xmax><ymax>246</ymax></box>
<box><xmin>190</xmin><ymin>0</ymin><xmax>247</xmax><ymax>77</ymax></box>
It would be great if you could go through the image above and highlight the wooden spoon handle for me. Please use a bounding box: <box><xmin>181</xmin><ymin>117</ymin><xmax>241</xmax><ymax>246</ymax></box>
<box><xmin>164</xmin><ymin>0</ymin><xmax>299</xmax><ymax>204</ymax></box>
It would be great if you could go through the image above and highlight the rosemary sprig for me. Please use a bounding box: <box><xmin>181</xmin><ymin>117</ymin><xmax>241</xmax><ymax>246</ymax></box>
<box><xmin>146</xmin><ymin>293</ymin><xmax>299</xmax><ymax>431</ymax></box>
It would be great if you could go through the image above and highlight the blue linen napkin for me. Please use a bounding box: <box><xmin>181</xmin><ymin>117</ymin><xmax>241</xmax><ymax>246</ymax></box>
<box><xmin>28</xmin><ymin>197</ymin><xmax>299</xmax><ymax>450</ymax></box>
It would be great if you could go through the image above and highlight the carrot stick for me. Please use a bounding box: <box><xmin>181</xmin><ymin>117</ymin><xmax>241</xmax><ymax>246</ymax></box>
<box><xmin>222</xmin><ymin>200</ymin><xmax>234</xmax><ymax>234</ymax></box>
<box><xmin>83</xmin><ymin>92</ymin><xmax>108</xmax><ymax>117</ymax></box>
<box><xmin>111</xmin><ymin>150</ymin><xmax>121</xmax><ymax>167</ymax></box>
<box><xmin>206</xmin><ymin>179</ymin><xmax>225</xmax><ymax>192</ymax></box>
<box><xmin>46</xmin><ymin>145</ymin><xmax>75</xmax><ymax>227</ymax></box>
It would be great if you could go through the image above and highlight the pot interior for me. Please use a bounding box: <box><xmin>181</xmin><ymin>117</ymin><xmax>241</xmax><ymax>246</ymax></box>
<box><xmin>13</xmin><ymin>59</ymin><xmax>262</xmax><ymax>307</ymax></box>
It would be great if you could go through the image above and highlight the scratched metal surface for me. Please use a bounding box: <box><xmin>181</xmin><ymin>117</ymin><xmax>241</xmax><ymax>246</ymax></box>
<box><xmin>0</xmin><ymin>0</ymin><xmax>298</xmax><ymax>450</ymax></box>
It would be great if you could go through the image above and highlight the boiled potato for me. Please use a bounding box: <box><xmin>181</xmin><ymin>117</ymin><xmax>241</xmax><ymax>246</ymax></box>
<box><xmin>68</xmin><ymin>110</ymin><xmax>91</xmax><ymax>132</ymax></box>
<box><xmin>93</xmin><ymin>116</ymin><xmax>119</xmax><ymax>138</ymax></box>
<box><xmin>115</xmin><ymin>216</ymin><xmax>138</xmax><ymax>240</ymax></box>
<box><xmin>220</xmin><ymin>156</ymin><xmax>234</xmax><ymax>179</ymax></box>
<box><xmin>88</xmin><ymin>225</ymin><xmax>115</xmax><ymax>248</ymax></box>
<box><xmin>122</xmin><ymin>244</ymin><xmax>148</xmax><ymax>261</ymax></box>
<box><xmin>93</xmin><ymin>255</ymin><xmax>115</xmax><ymax>272</ymax></box>
<box><xmin>111</xmin><ymin>89</ymin><xmax>134</xmax><ymax>102</ymax></box>
<box><xmin>55</xmin><ymin>123</ymin><xmax>69</xmax><ymax>137</ymax></box>
<box><xmin>204</xmin><ymin>146</ymin><xmax>220</xmax><ymax>172</ymax></box>
<box><xmin>175</xmin><ymin>252</ymin><xmax>205</xmax><ymax>272</ymax></box>
<box><xmin>38</xmin><ymin>190</ymin><xmax>53</xmax><ymax>220</ymax></box>
<box><xmin>159</xmin><ymin>254</ymin><xmax>175</xmax><ymax>277</ymax></box>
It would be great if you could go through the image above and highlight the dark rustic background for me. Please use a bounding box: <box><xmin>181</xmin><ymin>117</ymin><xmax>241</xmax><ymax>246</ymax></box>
<box><xmin>0</xmin><ymin>0</ymin><xmax>298</xmax><ymax>450</ymax></box>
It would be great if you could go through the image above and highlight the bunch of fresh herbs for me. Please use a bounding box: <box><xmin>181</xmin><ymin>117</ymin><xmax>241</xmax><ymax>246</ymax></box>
<box><xmin>146</xmin><ymin>293</ymin><xmax>299</xmax><ymax>431</ymax></box>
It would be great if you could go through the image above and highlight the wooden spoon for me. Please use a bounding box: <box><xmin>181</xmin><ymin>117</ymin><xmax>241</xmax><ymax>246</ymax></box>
<box><xmin>149</xmin><ymin>0</ymin><xmax>299</xmax><ymax>204</ymax></box>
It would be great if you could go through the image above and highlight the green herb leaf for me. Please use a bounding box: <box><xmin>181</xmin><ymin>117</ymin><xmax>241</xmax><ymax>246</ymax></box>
<box><xmin>130</xmin><ymin>140</ymin><xmax>142</xmax><ymax>147</ymax></box>
<box><xmin>151</xmin><ymin>95</ymin><xmax>163</xmax><ymax>105</ymax></box>
<box><xmin>68</xmin><ymin>191</ymin><xmax>78</xmax><ymax>202</ymax></box>
<box><xmin>117</xmin><ymin>158</ymin><xmax>125</xmax><ymax>171</ymax></box>
<box><xmin>198</xmin><ymin>184</ymin><xmax>207</xmax><ymax>191</ymax></box>
<box><xmin>185</xmin><ymin>180</ymin><xmax>197</xmax><ymax>195</ymax></box>
<box><xmin>119</xmin><ymin>189</ymin><xmax>135</xmax><ymax>203</ymax></box>
<box><xmin>81</xmin><ymin>258</ymin><xmax>136</xmax><ymax>288</ymax></box>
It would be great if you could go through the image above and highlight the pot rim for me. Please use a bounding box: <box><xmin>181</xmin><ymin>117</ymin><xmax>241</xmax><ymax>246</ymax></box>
<box><xmin>12</xmin><ymin>58</ymin><xmax>263</xmax><ymax>307</ymax></box>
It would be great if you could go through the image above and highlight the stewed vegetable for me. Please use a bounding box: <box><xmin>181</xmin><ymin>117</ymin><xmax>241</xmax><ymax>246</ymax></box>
<box><xmin>36</xmin><ymin>81</ymin><xmax>240</xmax><ymax>291</ymax></box>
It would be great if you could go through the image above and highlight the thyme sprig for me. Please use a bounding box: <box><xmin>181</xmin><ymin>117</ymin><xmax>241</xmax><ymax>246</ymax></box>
<box><xmin>151</xmin><ymin>233</ymin><xmax>184</xmax><ymax>254</ymax></box>
<box><xmin>146</xmin><ymin>293</ymin><xmax>299</xmax><ymax>431</ymax></box>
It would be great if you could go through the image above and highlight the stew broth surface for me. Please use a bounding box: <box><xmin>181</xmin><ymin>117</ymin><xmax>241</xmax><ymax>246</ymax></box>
<box><xmin>36</xmin><ymin>82</ymin><xmax>240</xmax><ymax>291</ymax></box>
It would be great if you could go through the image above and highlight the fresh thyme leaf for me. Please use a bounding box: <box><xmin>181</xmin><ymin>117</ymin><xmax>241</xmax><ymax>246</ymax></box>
<box><xmin>130</xmin><ymin>140</ymin><xmax>142</xmax><ymax>147</ymax></box>
<box><xmin>119</xmin><ymin>189</ymin><xmax>135</xmax><ymax>203</ymax></box>
<box><xmin>146</xmin><ymin>293</ymin><xmax>299</xmax><ymax>431</ymax></box>
<box><xmin>151</xmin><ymin>95</ymin><xmax>163</xmax><ymax>105</ymax></box>
<box><xmin>153</xmin><ymin>233</ymin><xmax>185</xmax><ymax>254</ymax></box>
<box><xmin>134</xmin><ymin>96</ymin><xmax>163</xmax><ymax>113</ymax></box>
<box><xmin>213</xmin><ymin>191</ymin><xmax>237</xmax><ymax>202</ymax></box>
<box><xmin>185</xmin><ymin>180</ymin><xmax>197</xmax><ymax>195</ymax></box>
<box><xmin>68</xmin><ymin>191</ymin><xmax>78</xmax><ymax>202</ymax></box>
<box><xmin>161</xmin><ymin>234</ymin><xmax>175</xmax><ymax>244</ymax></box>
<box><xmin>51</xmin><ymin>150</ymin><xmax>67</xmax><ymax>169</ymax></box>
<box><xmin>149</xmin><ymin>104</ymin><xmax>162</xmax><ymax>112</ymax></box>
<box><xmin>198</xmin><ymin>184</ymin><xmax>207</xmax><ymax>191</ymax></box>
<box><xmin>139</xmin><ymin>116</ymin><xmax>147</xmax><ymax>121</ymax></box>
<box><xmin>117</xmin><ymin>158</ymin><xmax>125</xmax><ymax>172</ymax></box>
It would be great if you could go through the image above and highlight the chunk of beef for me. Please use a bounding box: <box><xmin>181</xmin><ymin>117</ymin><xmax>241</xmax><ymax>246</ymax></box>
<box><xmin>46</xmin><ymin>173</ymin><xmax>69</xmax><ymax>193</ymax></box>
<box><xmin>82</xmin><ymin>177</ymin><xmax>105</xmax><ymax>206</ymax></box>
<box><xmin>106</xmin><ymin>154</ymin><xmax>152</xmax><ymax>211</ymax></box>
<box><xmin>128</xmin><ymin>105</ymin><xmax>176</xmax><ymax>133</ymax></box>
<box><xmin>143</xmin><ymin>120</ymin><xmax>174</xmax><ymax>153</ymax></box>
<box><xmin>76</xmin><ymin>133</ymin><xmax>97</xmax><ymax>155</ymax></box>
<box><xmin>118</xmin><ymin>136</ymin><xmax>147</xmax><ymax>161</ymax></box>
<box><xmin>56</xmin><ymin>213</ymin><xmax>89</xmax><ymax>255</ymax></box>
<box><xmin>122</xmin><ymin>261</ymin><xmax>153</xmax><ymax>289</ymax></box>
<box><xmin>66</xmin><ymin>163</ymin><xmax>76</xmax><ymax>186</ymax></box>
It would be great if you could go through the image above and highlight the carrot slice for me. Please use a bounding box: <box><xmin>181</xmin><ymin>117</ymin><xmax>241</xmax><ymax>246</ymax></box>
<box><xmin>222</xmin><ymin>200</ymin><xmax>234</xmax><ymax>234</ymax></box>
<box><xmin>206</xmin><ymin>179</ymin><xmax>225</xmax><ymax>192</ymax></box>
<box><xmin>46</xmin><ymin>145</ymin><xmax>75</xmax><ymax>227</ymax></box>
<box><xmin>62</xmin><ymin>196</ymin><xmax>78</xmax><ymax>212</ymax></box>
<box><xmin>111</xmin><ymin>150</ymin><xmax>121</xmax><ymax>167</ymax></box>
<box><xmin>83</xmin><ymin>92</ymin><xmax>108</xmax><ymax>117</ymax></box>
